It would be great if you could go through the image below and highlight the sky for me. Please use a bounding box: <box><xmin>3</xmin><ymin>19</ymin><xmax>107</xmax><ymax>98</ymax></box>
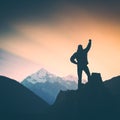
<box><xmin>0</xmin><ymin>0</ymin><xmax>120</xmax><ymax>82</ymax></box>
<box><xmin>0</xmin><ymin>49</ymin><xmax>41</xmax><ymax>81</ymax></box>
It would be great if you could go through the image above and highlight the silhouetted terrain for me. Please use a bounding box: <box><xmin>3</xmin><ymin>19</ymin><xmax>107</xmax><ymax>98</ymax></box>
<box><xmin>0</xmin><ymin>76</ymin><xmax>49</xmax><ymax>120</ymax></box>
<box><xmin>48</xmin><ymin>73</ymin><xmax>119</xmax><ymax>120</ymax></box>
<box><xmin>104</xmin><ymin>76</ymin><xmax>120</xmax><ymax>95</ymax></box>
<box><xmin>0</xmin><ymin>74</ymin><xmax>120</xmax><ymax>120</ymax></box>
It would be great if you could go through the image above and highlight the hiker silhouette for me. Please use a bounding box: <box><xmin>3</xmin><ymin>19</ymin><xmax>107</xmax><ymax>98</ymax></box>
<box><xmin>70</xmin><ymin>39</ymin><xmax>92</xmax><ymax>89</ymax></box>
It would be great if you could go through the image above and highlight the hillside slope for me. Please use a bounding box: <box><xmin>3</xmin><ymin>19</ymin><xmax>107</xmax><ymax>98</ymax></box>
<box><xmin>0</xmin><ymin>76</ymin><xmax>49</xmax><ymax>114</ymax></box>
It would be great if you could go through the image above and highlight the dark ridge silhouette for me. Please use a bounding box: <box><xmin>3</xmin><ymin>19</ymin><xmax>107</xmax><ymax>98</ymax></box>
<box><xmin>49</xmin><ymin>73</ymin><xmax>119</xmax><ymax>120</ymax></box>
<box><xmin>104</xmin><ymin>76</ymin><xmax>120</xmax><ymax>95</ymax></box>
<box><xmin>1</xmin><ymin>74</ymin><xmax>120</xmax><ymax>120</ymax></box>
<box><xmin>0</xmin><ymin>76</ymin><xmax>49</xmax><ymax>120</ymax></box>
<box><xmin>70</xmin><ymin>39</ymin><xmax>91</xmax><ymax>89</ymax></box>
<box><xmin>104</xmin><ymin>76</ymin><xmax>120</xmax><ymax>112</ymax></box>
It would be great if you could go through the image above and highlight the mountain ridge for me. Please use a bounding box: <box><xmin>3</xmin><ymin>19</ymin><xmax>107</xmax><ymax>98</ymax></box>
<box><xmin>22</xmin><ymin>68</ymin><xmax>77</xmax><ymax>104</ymax></box>
<box><xmin>21</xmin><ymin>68</ymin><xmax>120</xmax><ymax>105</ymax></box>
<box><xmin>49</xmin><ymin>73</ymin><xmax>119</xmax><ymax>120</ymax></box>
<box><xmin>0</xmin><ymin>73</ymin><xmax>120</xmax><ymax>120</ymax></box>
<box><xmin>0</xmin><ymin>75</ymin><xmax>49</xmax><ymax>114</ymax></box>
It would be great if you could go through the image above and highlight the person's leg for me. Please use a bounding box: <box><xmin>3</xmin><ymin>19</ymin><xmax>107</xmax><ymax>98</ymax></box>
<box><xmin>83</xmin><ymin>65</ymin><xmax>90</xmax><ymax>82</ymax></box>
<box><xmin>77</xmin><ymin>66</ymin><xmax>82</xmax><ymax>89</ymax></box>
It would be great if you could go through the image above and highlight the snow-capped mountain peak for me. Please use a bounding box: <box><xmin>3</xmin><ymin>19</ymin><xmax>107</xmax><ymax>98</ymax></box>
<box><xmin>36</xmin><ymin>68</ymin><xmax>50</xmax><ymax>77</ymax></box>
<box><xmin>24</xmin><ymin>68</ymin><xmax>57</xmax><ymax>84</ymax></box>
<box><xmin>23</xmin><ymin>68</ymin><xmax>78</xmax><ymax>84</ymax></box>
<box><xmin>22</xmin><ymin>68</ymin><xmax>77</xmax><ymax>104</ymax></box>
<box><xmin>63</xmin><ymin>75</ymin><xmax>77</xmax><ymax>82</ymax></box>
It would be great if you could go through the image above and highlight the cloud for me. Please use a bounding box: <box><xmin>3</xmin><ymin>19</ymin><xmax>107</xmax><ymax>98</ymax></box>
<box><xmin>0</xmin><ymin>0</ymin><xmax>119</xmax><ymax>36</ymax></box>
<box><xmin>68</xmin><ymin>0</ymin><xmax>120</xmax><ymax>21</ymax></box>
<box><xmin>0</xmin><ymin>0</ymin><xmax>60</xmax><ymax>37</ymax></box>
<box><xmin>0</xmin><ymin>0</ymin><xmax>59</xmax><ymax>23</ymax></box>
<box><xmin>0</xmin><ymin>49</ymin><xmax>41</xmax><ymax>81</ymax></box>
<box><xmin>0</xmin><ymin>23</ymin><xmax>20</xmax><ymax>37</ymax></box>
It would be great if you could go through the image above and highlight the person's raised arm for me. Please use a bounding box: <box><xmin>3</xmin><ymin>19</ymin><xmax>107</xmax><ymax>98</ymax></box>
<box><xmin>84</xmin><ymin>39</ymin><xmax>92</xmax><ymax>53</ymax></box>
<box><xmin>70</xmin><ymin>53</ymin><xmax>77</xmax><ymax>64</ymax></box>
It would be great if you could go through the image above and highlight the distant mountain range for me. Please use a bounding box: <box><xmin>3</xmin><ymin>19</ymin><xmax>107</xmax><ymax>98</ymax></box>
<box><xmin>21</xmin><ymin>68</ymin><xmax>120</xmax><ymax>105</ymax></box>
<box><xmin>22</xmin><ymin>68</ymin><xmax>77</xmax><ymax>105</ymax></box>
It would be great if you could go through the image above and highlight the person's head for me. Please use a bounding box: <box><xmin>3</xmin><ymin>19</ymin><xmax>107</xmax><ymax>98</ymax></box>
<box><xmin>77</xmin><ymin>45</ymin><xmax>83</xmax><ymax>52</ymax></box>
